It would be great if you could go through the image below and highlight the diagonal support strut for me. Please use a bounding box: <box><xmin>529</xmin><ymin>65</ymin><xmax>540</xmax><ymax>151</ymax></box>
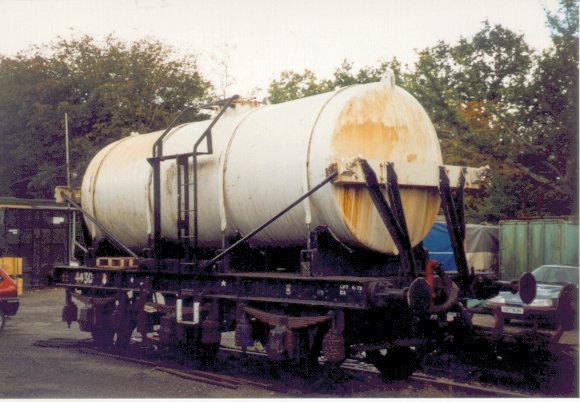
<box><xmin>359</xmin><ymin>159</ymin><xmax>416</xmax><ymax>285</ymax></box>
<box><xmin>439</xmin><ymin>166</ymin><xmax>469</xmax><ymax>291</ymax></box>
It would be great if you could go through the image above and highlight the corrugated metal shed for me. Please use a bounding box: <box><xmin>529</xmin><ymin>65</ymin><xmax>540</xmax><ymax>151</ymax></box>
<box><xmin>1</xmin><ymin>197</ymin><xmax>71</xmax><ymax>289</ymax></box>
<box><xmin>499</xmin><ymin>218</ymin><xmax>579</xmax><ymax>281</ymax></box>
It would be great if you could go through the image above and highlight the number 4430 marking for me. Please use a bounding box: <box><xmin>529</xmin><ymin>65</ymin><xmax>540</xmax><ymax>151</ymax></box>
<box><xmin>74</xmin><ymin>272</ymin><xmax>94</xmax><ymax>285</ymax></box>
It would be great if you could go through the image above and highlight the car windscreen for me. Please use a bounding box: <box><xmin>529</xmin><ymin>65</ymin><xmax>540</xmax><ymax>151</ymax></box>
<box><xmin>532</xmin><ymin>266</ymin><xmax>579</xmax><ymax>286</ymax></box>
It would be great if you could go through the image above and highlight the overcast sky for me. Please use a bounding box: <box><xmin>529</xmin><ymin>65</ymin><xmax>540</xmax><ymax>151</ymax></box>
<box><xmin>0</xmin><ymin>0</ymin><xmax>561</xmax><ymax>97</ymax></box>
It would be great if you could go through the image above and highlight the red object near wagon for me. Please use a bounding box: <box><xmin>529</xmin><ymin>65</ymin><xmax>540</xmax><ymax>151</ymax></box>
<box><xmin>0</xmin><ymin>267</ymin><xmax>20</xmax><ymax>333</ymax></box>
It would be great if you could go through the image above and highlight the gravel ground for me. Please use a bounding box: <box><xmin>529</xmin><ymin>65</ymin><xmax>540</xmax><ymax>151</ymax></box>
<box><xmin>0</xmin><ymin>288</ymin><xmax>282</xmax><ymax>398</ymax></box>
<box><xmin>1</xmin><ymin>287</ymin><xmax>576</xmax><ymax>398</ymax></box>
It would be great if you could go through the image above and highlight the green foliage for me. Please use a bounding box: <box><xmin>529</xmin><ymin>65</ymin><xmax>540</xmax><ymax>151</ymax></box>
<box><xmin>0</xmin><ymin>34</ymin><xmax>211</xmax><ymax>197</ymax></box>
<box><xmin>266</xmin><ymin>69</ymin><xmax>332</xmax><ymax>104</ymax></box>
<box><xmin>519</xmin><ymin>0</ymin><xmax>579</xmax><ymax>215</ymax></box>
<box><xmin>266</xmin><ymin>58</ymin><xmax>404</xmax><ymax>104</ymax></box>
<box><xmin>0</xmin><ymin>1</ymin><xmax>576</xmax><ymax>225</ymax></box>
<box><xmin>405</xmin><ymin>21</ymin><xmax>542</xmax><ymax>222</ymax></box>
<box><xmin>265</xmin><ymin>0</ymin><xmax>578</xmax><ymax>222</ymax></box>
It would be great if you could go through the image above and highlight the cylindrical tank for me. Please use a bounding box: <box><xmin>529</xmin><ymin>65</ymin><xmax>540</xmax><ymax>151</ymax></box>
<box><xmin>82</xmin><ymin>77</ymin><xmax>442</xmax><ymax>255</ymax></box>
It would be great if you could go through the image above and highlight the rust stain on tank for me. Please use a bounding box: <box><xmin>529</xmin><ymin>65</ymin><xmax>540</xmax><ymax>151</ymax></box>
<box><xmin>333</xmin><ymin>93</ymin><xmax>395</xmax><ymax>158</ymax></box>
<box><xmin>334</xmin><ymin>186</ymin><xmax>398</xmax><ymax>249</ymax></box>
<box><xmin>164</xmin><ymin>164</ymin><xmax>178</xmax><ymax>227</ymax></box>
<box><xmin>165</xmin><ymin>164</ymin><xmax>177</xmax><ymax>197</ymax></box>
<box><xmin>333</xmin><ymin>121</ymin><xmax>402</xmax><ymax>159</ymax></box>
<box><xmin>336</xmin><ymin>187</ymin><xmax>371</xmax><ymax>231</ymax></box>
<box><xmin>335</xmin><ymin>185</ymin><xmax>440</xmax><ymax>253</ymax></box>
<box><xmin>329</xmin><ymin>85</ymin><xmax>442</xmax><ymax>253</ymax></box>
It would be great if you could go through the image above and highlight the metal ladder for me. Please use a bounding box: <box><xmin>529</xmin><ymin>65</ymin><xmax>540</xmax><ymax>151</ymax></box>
<box><xmin>176</xmin><ymin>154</ymin><xmax>192</xmax><ymax>255</ymax></box>
<box><xmin>148</xmin><ymin>96</ymin><xmax>239</xmax><ymax>270</ymax></box>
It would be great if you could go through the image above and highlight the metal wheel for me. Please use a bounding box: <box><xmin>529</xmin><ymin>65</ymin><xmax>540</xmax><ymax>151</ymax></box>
<box><xmin>113</xmin><ymin>325</ymin><xmax>135</xmax><ymax>349</ymax></box>
<box><xmin>196</xmin><ymin>343</ymin><xmax>220</xmax><ymax>368</ymax></box>
<box><xmin>0</xmin><ymin>310</ymin><xmax>5</xmax><ymax>334</ymax></box>
<box><xmin>293</xmin><ymin>328</ymin><xmax>323</xmax><ymax>377</ymax></box>
<box><xmin>273</xmin><ymin>333</ymin><xmax>321</xmax><ymax>378</ymax></box>
<box><xmin>181</xmin><ymin>327</ymin><xmax>220</xmax><ymax>368</ymax></box>
<box><xmin>91</xmin><ymin>327</ymin><xmax>115</xmax><ymax>347</ymax></box>
<box><xmin>367</xmin><ymin>346</ymin><xmax>419</xmax><ymax>381</ymax></box>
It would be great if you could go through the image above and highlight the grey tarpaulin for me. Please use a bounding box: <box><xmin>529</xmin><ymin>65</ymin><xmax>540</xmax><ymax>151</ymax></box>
<box><xmin>423</xmin><ymin>222</ymin><xmax>499</xmax><ymax>274</ymax></box>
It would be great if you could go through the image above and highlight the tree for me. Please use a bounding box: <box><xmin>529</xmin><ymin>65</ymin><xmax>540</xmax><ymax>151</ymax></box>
<box><xmin>402</xmin><ymin>42</ymin><xmax>466</xmax><ymax>140</ymax></box>
<box><xmin>519</xmin><ymin>0</ymin><xmax>578</xmax><ymax>216</ymax></box>
<box><xmin>266</xmin><ymin>69</ymin><xmax>332</xmax><ymax>104</ymax></box>
<box><xmin>211</xmin><ymin>44</ymin><xmax>237</xmax><ymax>99</ymax></box>
<box><xmin>264</xmin><ymin>2</ymin><xmax>578</xmax><ymax>222</ymax></box>
<box><xmin>266</xmin><ymin>58</ymin><xmax>404</xmax><ymax>104</ymax></box>
<box><xmin>0</xmin><ymin>34</ymin><xmax>212</xmax><ymax>198</ymax></box>
<box><xmin>404</xmin><ymin>22</ymin><xmax>540</xmax><ymax>221</ymax></box>
<box><xmin>450</xmin><ymin>2</ymin><xmax>579</xmax><ymax>220</ymax></box>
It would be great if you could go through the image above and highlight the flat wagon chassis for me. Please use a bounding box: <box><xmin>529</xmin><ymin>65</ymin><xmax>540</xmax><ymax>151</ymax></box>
<box><xmin>53</xmin><ymin>162</ymin><xmax>489</xmax><ymax>380</ymax></box>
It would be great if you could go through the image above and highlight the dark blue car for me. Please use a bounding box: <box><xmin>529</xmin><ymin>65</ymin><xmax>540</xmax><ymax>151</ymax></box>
<box><xmin>486</xmin><ymin>265</ymin><xmax>578</xmax><ymax>329</ymax></box>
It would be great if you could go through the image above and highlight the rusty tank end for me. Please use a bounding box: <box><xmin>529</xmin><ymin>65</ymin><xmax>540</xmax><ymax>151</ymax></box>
<box><xmin>322</xmin><ymin>77</ymin><xmax>442</xmax><ymax>254</ymax></box>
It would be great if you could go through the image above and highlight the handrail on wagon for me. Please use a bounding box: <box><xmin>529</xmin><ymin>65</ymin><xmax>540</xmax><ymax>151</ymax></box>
<box><xmin>191</xmin><ymin>96</ymin><xmax>240</xmax><ymax>266</ymax></box>
<box><xmin>151</xmin><ymin>96</ymin><xmax>240</xmax><ymax>159</ymax></box>
<box><xmin>147</xmin><ymin>96</ymin><xmax>239</xmax><ymax>268</ymax></box>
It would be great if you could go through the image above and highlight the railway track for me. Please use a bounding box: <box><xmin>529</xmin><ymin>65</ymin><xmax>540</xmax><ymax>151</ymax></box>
<box><xmin>34</xmin><ymin>337</ymin><xmax>552</xmax><ymax>397</ymax></box>
<box><xmin>340</xmin><ymin>359</ymin><xmax>546</xmax><ymax>397</ymax></box>
<box><xmin>34</xmin><ymin>338</ymin><xmax>275</xmax><ymax>391</ymax></box>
